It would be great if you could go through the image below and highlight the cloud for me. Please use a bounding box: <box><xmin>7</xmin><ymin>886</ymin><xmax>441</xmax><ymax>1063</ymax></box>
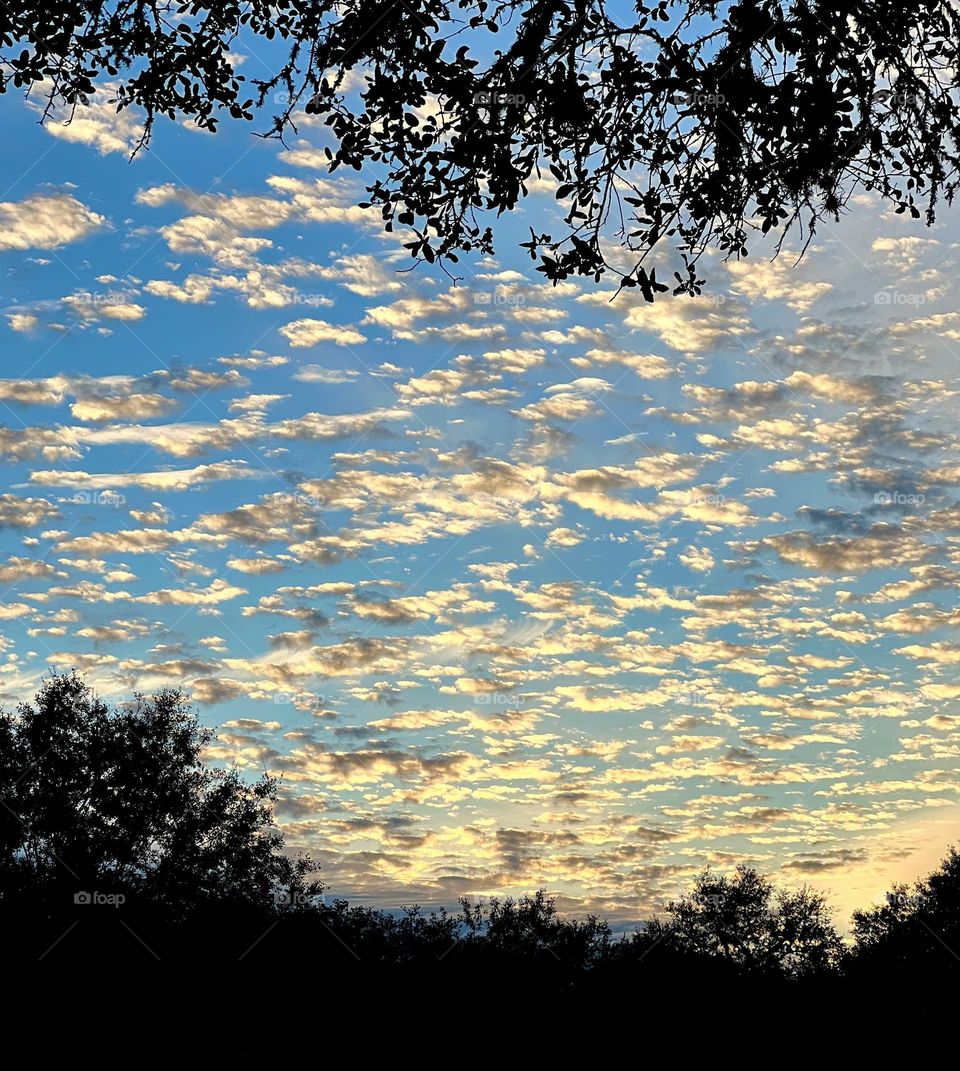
<box><xmin>139</xmin><ymin>578</ymin><xmax>247</xmax><ymax>606</ymax></box>
<box><xmin>0</xmin><ymin>194</ymin><xmax>105</xmax><ymax>250</ymax></box>
<box><xmin>7</xmin><ymin>313</ymin><xmax>38</xmax><ymax>332</ymax></box>
<box><xmin>0</xmin><ymin>495</ymin><xmax>58</xmax><ymax>529</ymax></box>
<box><xmin>578</xmin><ymin>290</ymin><xmax>751</xmax><ymax>353</ymax></box>
<box><xmin>679</xmin><ymin>545</ymin><xmax>716</xmax><ymax>574</ymax></box>
<box><xmin>574</xmin><ymin>347</ymin><xmax>673</xmax><ymax>379</ymax></box>
<box><xmin>546</xmin><ymin>527</ymin><xmax>584</xmax><ymax>548</ymax></box>
<box><xmin>30</xmin><ymin>460</ymin><xmax>261</xmax><ymax>492</ymax></box>
<box><xmin>32</xmin><ymin>84</ymin><xmax>144</xmax><ymax>155</ymax></box>
<box><xmin>5</xmin><ymin>136</ymin><xmax>960</xmax><ymax>922</ymax></box>
<box><xmin>279</xmin><ymin>319</ymin><xmax>367</xmax><ymax>347</ymax></box>
<box><xmin>292</xmin><ymin>365</ymin><xmax>360</xmax><ymax>384</ymax></box>
<box><xmin>227</xmin><ymin>557</ymin><xmax>287</xmax><ymax>575</ymax></box>
<box><xmin>739</xmin><ymin>524</ymin><xmax>931</xmax><ymax>572</ymax></box>
<box><xmin>70</xmin><ymin>392</ymin><xmax>178</xmax><ymax>423</ymax></box>
<box><xmin>726</xmin><ymin>256</ymin><xmax>833</xmax><ymax>312</ymax></box>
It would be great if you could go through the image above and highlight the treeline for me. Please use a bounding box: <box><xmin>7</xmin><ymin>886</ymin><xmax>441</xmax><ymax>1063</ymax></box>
<box><xmin>1</xmin><ymin>675</ymin><xmax>957</xmax><ymax>1058</ymax></box>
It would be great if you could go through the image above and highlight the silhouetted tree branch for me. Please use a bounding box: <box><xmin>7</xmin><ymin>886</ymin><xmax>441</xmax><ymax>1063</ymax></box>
<box><xmin>3</xmin><ymin>2</ymin><xmax>959</xmax><ymax>296</ymax></box>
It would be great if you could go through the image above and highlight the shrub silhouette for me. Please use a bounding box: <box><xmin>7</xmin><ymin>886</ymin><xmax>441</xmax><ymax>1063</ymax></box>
<box><xmin>2</xmin><ymin>673</ymin><xmax>959</xmax><ymax>1057</ymax></box>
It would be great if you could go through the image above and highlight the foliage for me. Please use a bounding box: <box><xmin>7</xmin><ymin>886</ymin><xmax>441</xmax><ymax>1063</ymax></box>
<box><xmin>457</xmin><ymin>888</ymin><xmax>613</xmax><ymax>962</ymax></box>
<box><xmin>4</xmin><ymin>2</ymin><xmax>959</xmax><ymax>295</ymax></box>
<box><xmin>3</xmin><ymin>671</ymin><xmax>960</xmax><ymax>1052</ymax></box>
<box><xmin>851</xmin><ymin>846</ymin><xmax>960</xmax><ymax>974</ymax></box>
<box><xmin>0</xmin><ymin>672</ymin><xmax>317</xmax><ymax>918</ymax></box>
<box><xmin>654</xmin><ymin>863</ymin><xmax>845</xmax><ymax>976</ymax></box>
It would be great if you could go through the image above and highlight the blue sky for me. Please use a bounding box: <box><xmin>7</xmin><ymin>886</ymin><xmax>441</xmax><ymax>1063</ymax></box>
<box><xmin>1</xmin><ymin>70</ymin><xmax>959</xmax><ymax>927</ymax></box>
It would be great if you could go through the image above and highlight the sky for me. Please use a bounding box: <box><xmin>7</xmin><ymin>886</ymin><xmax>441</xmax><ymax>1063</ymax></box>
<box><xmin>1</xmin><ymin>65</ymin><xmax>959</xmax><ymax>930</ymax></box>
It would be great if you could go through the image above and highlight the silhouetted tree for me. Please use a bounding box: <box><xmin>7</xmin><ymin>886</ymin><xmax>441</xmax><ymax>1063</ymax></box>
<box><xmin>458</xmin><ymin>889</ymin><xmax>612</xmax><ymax>963</ymax></box>
<box><xmin>0</xmin><ymin>672</ymin><xmax>317</xmax><ymax>919</ymax></box>
<box><xmin>851</xmin><ymin>845</ymin><xmax>960</xmax><ymax>980</ymax></box>
<box><xmin>4</xmin><ymin>2</ymin><xmax>959</xmax><ymax>294</ymax></box>
<box><xmin>653</xmin><ymin>864</ymin><xmax>844</xmax><ymax>977</ymax></box>
<box><xmin>2</xmin><ymin>671</ymin><xmax>957</xmax><ymax>1059</ymax></box>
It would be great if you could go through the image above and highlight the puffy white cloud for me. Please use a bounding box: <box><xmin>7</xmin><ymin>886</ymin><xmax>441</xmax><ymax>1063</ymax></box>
<box><xmin>0</xmin><ymin>193</ymin><xmax>105</xmax><ymax>250</ymax></box>
<box><xmin>33</xmin><ymin>84</ymin><xmax>144</xmax><ymax>155</ymax></box>
<box><xmin>0</xmin><ymin>495</ymin><xmax>58</xmax><ymax>529</ymax></box>
<box><xmin>7</xmin><ymin>313</ymin><xmax>38</xmax><ymax>332</ymax></box>
<box><xmin>279</xmin><ymin>319</ymin><xmax>367</xmax><ymax>347</ymax></box>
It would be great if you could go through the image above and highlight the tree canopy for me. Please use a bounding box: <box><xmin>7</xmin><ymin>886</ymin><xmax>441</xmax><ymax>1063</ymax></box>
<box><xmin>3</xmin><ymin>1</ymin><xmax>959</xmax><ymax>297</ymax></box>
<box><xmin>851</xmin><ymin>846</ymin><xmax>960</xmax><ymax>976</ymax></box>
<box><xmin>0</xmin><ymin>672</ymin><xmax>317</xmax><ymax>918</ymax></box>
<box><xmin>650</xmin><ymin>863</ymin><xmax>844</xmax><ymax>976</ymax></box>
<box><xmin>3</xmin><ymin>671</ymin><xmax>960</xmax><ymax>1058</ymax></box>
